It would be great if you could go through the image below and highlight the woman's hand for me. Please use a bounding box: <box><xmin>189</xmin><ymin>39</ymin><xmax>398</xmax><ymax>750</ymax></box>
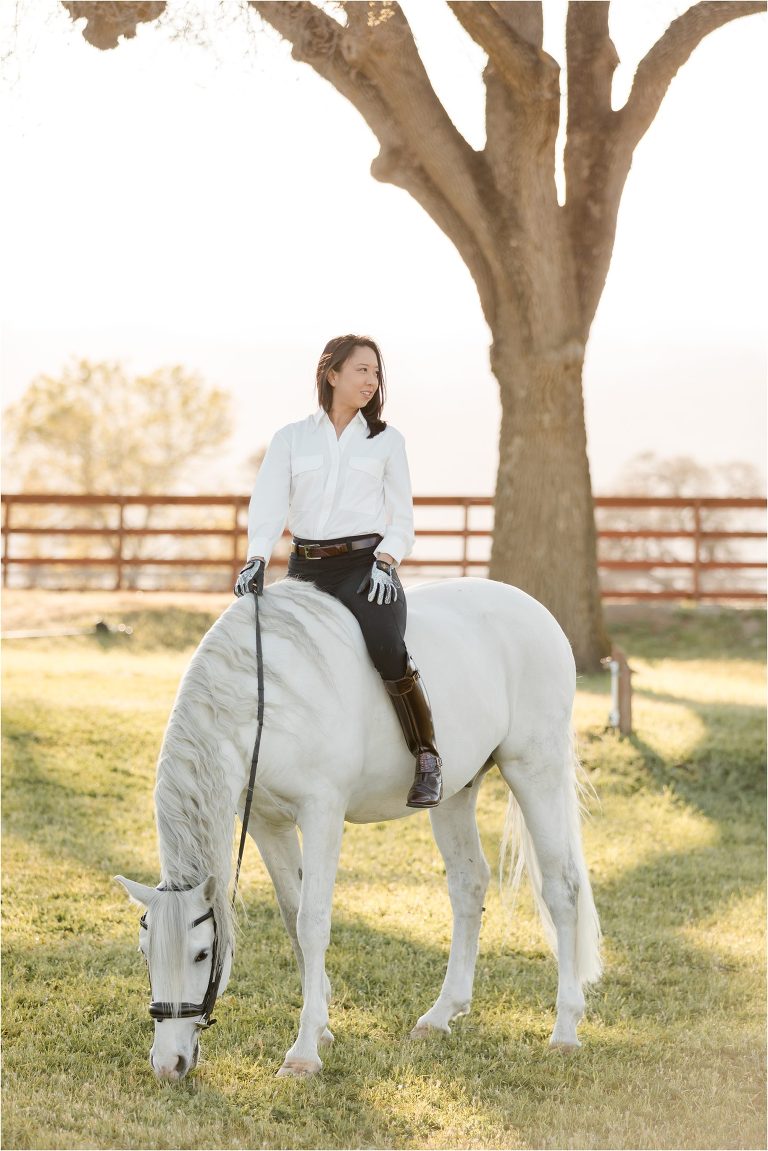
<box><xmin>356</xmin><ymin>559</ymin><xmax>398</xmax><ymax>605</ymax></box>
<box><xmin>234</xmin><ymin>557</ymin><xmax>265</xmax><ymax>597</ymax></box>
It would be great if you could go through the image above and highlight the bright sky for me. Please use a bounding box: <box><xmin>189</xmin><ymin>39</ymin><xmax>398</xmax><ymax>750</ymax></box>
<box><xmin>1</xmin><ymin>0</ymin><xmax>766</xmax><ymax>494</ymax></box>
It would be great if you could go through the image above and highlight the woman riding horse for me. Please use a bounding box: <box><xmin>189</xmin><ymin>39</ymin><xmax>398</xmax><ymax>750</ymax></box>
<box><xmin>234</xmin><ymin>333</ymin><xmax>443</xmax><ymax>809</ymax></box>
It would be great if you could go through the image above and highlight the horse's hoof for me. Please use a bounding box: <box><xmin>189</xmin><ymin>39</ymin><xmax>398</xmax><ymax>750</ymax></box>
<box><xmin>276</xmin><ymin>1059</ymin><xmax>322</xmax><ymax>1078</ymax></box>
<box><xmin>409</xmin><ymin>1022</ymin><xmax>450</xmax><ymax>1039</ymax></box>
<box><xmin>319</xmin><ymin>1028</ymin><xmax>335</xmax><ymax>1048</ymax></box>
<box><xmin>548</xmin><ymin>1039</ymin><xmax>581</xmax><ymax>1053</ymax></box>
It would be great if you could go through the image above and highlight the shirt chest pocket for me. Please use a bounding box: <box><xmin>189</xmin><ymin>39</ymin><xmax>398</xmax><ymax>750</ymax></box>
<box><xmin>290</xmin><ymin>454</ymin><xmax>323</xmax><ymax>508</ymax></box>
<box><xmin>342</xmin><ymin>455</ymin><xmax>385</xmax><ymax>511</ymax></box>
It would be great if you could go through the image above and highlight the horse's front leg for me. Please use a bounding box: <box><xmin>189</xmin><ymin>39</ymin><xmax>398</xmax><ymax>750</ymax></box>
<box><xmin>411</xmin><ymin>781</ymin><xmax>490</xmax><ymax>1037</ymax></box>
<box><xmin>277</xmin><ymin>799</ymin><xmax>345</xmax><ymax>1078</ymax></box>
<box><xmin>246</xmin><ymin>811</ymin><xmax>334</xmax><ymax>1046</ymax></box>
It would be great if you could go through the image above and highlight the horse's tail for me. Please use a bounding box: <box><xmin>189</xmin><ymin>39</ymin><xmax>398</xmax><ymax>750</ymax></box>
<box><xmin>499</xmin><ymin>731</ymin><xmax>602</xmax><ymax>987</ymax></box>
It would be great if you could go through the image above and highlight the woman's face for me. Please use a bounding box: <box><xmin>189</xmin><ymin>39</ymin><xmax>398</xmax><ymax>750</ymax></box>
<box><xmin>328</xmin><ymin>345</ymin><xmax>380</xmax><ymax>411</ymax></box>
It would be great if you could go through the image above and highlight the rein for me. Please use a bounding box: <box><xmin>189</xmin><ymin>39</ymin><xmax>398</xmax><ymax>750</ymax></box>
<box><xmin>142</xmin><ymin>588</ymin><xmax>265</xmax><ymax>1029</ymax></box>
<box><xmin>233</xmin><ymin>587</ymin><xmax>265</xmax><ymax>900</ymax></box>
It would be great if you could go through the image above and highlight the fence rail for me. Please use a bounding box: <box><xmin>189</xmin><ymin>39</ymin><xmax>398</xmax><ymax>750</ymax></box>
<box><xmin>2</xmin><ymin>493</ymin><xmax>765</xmax><ymax>601</ymax></box>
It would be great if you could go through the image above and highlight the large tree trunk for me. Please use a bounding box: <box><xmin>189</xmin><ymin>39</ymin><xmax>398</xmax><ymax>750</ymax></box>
<box><xmin>474</xmin><ymin>7</ymin><xmax>608</xmax><ymax>669</ymax></box>
<box><xmin>490</xmin><ymin>337</ymin><xmax>609</xmax><ymax>669</ymax></box>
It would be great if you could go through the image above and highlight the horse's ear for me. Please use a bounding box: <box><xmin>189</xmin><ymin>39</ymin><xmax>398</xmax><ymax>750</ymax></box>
<box><xmin>184</xmin><ymin>875</ymin><xmax>217</xmax><ymax>904</ymax></box>
<box><xmin>114</xmin><ymin>875</ymin><xmax>158</xmax><ymax>907</ymax></box>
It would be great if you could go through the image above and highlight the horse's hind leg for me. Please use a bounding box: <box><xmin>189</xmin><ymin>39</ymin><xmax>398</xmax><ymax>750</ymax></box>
<box><xmin>497</xmin><ymin>741</ymin><xmax>590</xmax><ymax>1049</ymax></box>
<box><xmin>410</xmin><ymin>781</ymin><xmax>490</xmax><ymax>1037</ymax></box>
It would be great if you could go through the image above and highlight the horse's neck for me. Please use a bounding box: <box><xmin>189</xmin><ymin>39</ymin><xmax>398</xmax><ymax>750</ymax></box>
<box><xmin>152</xmin><ymin>586</ymin><xmax>341</xmax><ymax>890</ymax></box>
<box><xmin>154</xmin><ymin>740</ymin><xmax>236</xmax><ymax>896</ymax></box>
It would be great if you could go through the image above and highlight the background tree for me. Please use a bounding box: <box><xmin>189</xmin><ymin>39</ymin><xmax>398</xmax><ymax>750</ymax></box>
<box><xmin>3</xmin><ymin>357</ymin><xmax>231</xmax><ymax>494</ymax></box>
<box><xmin>600</xmin><ymin>452</ymin><xmax>766</xmax><ymax>597</ymax></box>
<box><xmin>3</xmin><ymin>357</ymin><xmax>232</xmax><ymax>587</ymax></box>
<box><xmin>59</xmin><ymin>0</ymin><xmax>766</xmax><ymax>667</ymax></box>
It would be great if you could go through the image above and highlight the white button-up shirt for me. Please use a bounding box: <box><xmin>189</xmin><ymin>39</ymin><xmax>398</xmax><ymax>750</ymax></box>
<box><xmin>247</xmin><ymin>409</ymin><xmax>416</xmax><ymax>565</ymax></box>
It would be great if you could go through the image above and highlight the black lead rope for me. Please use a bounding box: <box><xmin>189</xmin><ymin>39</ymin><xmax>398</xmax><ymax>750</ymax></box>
<box><xmin>232</xmin><ymin>587</ymin><xmax>265</xmax><ymax>904</ymax></box>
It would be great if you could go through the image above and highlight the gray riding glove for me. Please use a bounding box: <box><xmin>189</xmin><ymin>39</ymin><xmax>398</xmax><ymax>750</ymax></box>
<box><xmin>356</xmin><ymin>559</ymin><xmax>398</xmax><ymax>606</ymax></box>
<box><xmin>234</xmin><ymin>557</ymin><xmax>264</xmax><ymax>597</ymax></box>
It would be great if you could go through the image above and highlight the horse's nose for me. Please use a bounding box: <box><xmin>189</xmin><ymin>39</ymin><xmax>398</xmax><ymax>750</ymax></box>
<box><xmin>151</xmin><ymin>1052</ymin><xmax>188</xmax><ymax>1081</ymax></box>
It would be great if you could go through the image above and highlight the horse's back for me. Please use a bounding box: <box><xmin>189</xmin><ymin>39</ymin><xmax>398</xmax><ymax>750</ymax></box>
<box><xmin>406</xmin><ymin>577</ymin><xmax>575</xmax><ymax>692</ymax></box>
<box><xmin>207</xmin><ymin>576</ymin><xmax>573</xmax><ymax>700</ymax></box>
<box><xmin>194</xmin><ymin>576</ymin><xmax>575</xmax><ymax>819</ymax></box>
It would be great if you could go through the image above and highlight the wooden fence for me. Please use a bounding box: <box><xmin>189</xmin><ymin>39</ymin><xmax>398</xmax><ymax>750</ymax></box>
<box><xmin>1</xmin><ymin>493</ymin><xmax>765</xmax><ymax>600</ymax></box>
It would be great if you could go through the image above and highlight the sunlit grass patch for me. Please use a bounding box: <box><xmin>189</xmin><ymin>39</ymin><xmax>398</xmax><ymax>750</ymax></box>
<box><xmin>678</xmin><ymin>888</ymin><xmax>766</xmax><ymax>964</ymax></box>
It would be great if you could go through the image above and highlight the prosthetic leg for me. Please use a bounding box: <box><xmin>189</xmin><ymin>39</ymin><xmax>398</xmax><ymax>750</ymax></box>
<box><xmin>384</xmin><ymin>656</ymin><xmax>443</xmax><ymax>808</ymax></box>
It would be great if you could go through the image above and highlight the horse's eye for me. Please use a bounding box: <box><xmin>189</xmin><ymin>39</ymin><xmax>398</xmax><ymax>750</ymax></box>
<box><xmin>194</xmin><ymin>950</ymin><xmax>209</xmax><ymax>963</ymax></box>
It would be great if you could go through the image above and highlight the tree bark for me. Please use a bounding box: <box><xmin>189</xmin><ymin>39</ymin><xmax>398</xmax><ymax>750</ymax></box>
<box><xmin>490</xmin><ymin>324</ymin><xmax>608</xmax><ymax>669</ymax></box>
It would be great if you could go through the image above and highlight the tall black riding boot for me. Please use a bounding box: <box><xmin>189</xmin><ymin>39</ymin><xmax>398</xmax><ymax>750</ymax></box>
<box><xmin>384</xmin><ymin>656</ymin><xmax>443</xmax><ymax>808</ymax></box>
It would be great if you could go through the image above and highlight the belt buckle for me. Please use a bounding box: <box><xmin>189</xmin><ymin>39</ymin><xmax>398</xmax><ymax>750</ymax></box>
<box><xmin>302</xmin><ymin>544</ymin><xmax>323</xmax><ymax>560</ymax></box>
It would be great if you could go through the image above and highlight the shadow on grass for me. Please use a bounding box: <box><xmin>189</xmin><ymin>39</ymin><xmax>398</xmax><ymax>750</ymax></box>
<box><xmin>2</xmin><ymin>704</ymin><xmax>160</xmax><ymax>887</ymax></box>
<box><xmin>606</xmin><ymin>605</ymin><xmax>766</xmax><ymax>664</ymax></box>
<box><xmin>576</xmin><ymin>666</ymin><xmax>765</xmax><ymax>828</ymax></box>
<box><xmin>579</xmin><ymin>708</ymin><xmax>766</xmax><ymax>828</ymax></box>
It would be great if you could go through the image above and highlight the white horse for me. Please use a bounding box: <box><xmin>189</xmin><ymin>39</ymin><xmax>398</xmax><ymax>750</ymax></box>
<box><xmin>116</xmin><ymin>576</ymin><xmax>601</xmax><ymax>1081</ymax></box>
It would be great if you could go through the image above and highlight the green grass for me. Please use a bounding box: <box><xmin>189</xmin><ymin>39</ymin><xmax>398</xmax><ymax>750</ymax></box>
<box><xmin>2</xmin><ymin>599</ymin><xmax>765</xmax><ymax>1150</ymax></box>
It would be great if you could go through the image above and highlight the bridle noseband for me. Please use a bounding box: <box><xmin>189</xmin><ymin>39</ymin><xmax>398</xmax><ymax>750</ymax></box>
<box><xmin>140</xmin><ymin>906</ymin><xmax>224</xmax><ymax>1029</ymax></box>
<box><xmin>139</xmin><ymin>588</ymin><xmax>265</xmax><ymax>1032</ymax></box>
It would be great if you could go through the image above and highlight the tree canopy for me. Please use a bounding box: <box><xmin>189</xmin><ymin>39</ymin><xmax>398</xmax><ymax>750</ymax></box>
<box><xmin>3</xmin><ymin>358</ymin><xmax>232</xmax><ymax>494</ymax></box>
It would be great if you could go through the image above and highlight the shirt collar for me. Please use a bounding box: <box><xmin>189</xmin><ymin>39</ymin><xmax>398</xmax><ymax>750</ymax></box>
<box><xmin>312</xmin><ymin>408</ymin><xmax>368</xmax><ymax>430</ymax></box>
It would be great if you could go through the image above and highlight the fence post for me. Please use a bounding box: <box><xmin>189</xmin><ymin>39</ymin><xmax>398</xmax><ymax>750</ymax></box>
<box><xmin>462</xmin><ymin>500</ymin><xmax>469</xmax><ymax>577</ymax></box>
<box><xmin>605</xmin><ymin>645</ymin><xmax>633</xmax><ymax>735</ymax></box>
<box><xmin>232</xmin><ymin>498</ymin><xmax>241</xmax><ymax>587</ymax></box>
<box><xmin>115</xmin><ymin>501</ymin><xmax>124</xmax><ymax>591</ymax></box>
<box><xmin>692</xmin><ymin>500</ymin><xmax>702</xmax><ymax>601</ymax></box>
<box><xmin>2</xmin><ymin>496</ymin><xmax>11</xmax><ymax>588</ymax></box>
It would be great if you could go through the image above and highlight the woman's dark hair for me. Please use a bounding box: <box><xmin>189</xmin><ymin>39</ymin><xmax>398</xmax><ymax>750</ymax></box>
<box><xmin>315</xmin><ymin>334</ymin><xmax>387</xmax><ymax>439</ymax></box>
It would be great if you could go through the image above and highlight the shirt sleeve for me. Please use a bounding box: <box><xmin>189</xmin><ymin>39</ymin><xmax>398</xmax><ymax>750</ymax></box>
<box><xmin>376</xmin><ymin>431</ymin><xmax>415</xmax><ymax>565</ymax></box>
<box><xmin>247</xmin><ymin>428</ymin><xmax>291</xmax><ymax>565</ymax></box>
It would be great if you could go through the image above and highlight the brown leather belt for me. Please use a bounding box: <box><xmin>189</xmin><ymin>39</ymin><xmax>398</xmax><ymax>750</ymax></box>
<box><xmin>291</xmin><ymin>535</ymin><xmax>381</xmax><ymax>560</ymax></box>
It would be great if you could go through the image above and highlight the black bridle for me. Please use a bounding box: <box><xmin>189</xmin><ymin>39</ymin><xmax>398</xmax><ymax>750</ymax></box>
<box><xmin>140</xmin><ymin>589</ymin><xmax>265</xmax><ymax>1030</ymax></box>
<box><xmin>140</xmin><ymin>905</ymin><xmax>224</xmax><ymax>1028</ymax></box>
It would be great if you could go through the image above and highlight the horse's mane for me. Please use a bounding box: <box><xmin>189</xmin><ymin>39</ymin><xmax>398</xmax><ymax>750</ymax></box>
<box><xmin>153</xmin><ymin>578</ymin><xmax>363</xmax><ymax>954</ymax></box>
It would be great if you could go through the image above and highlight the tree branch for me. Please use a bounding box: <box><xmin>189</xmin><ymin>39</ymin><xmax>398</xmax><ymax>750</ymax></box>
<box><xmin>618</xmin><ymin>0</ymin><xmax>767</xmax><ymax>153</ymax></box>
<box><xmin>563</xmin><ymin>1</ymin><xmax>621</xmax><ymax>336</ymax></box>
<box><xmin>249</xmin><ymin>2</ymin><xmax>502</xmax><ymax>288</ymax></box>
<box><xmin>447</xmin><ymin>1</ymin><xmax>558</xmax><ymax>100</ymax></box>
<box><xmin>565</xmin><ymin>1</ymin><xmax>617</xmax><ymax>143</ymax></box>
<box><xmin>370</xmin><ymin>145</ymin><xmax>499</xmax><ymax>325</ymax></box>
<box><xmin>566</xmin><ymin>0</ymin><xmax>765</xmax><ymax>341</ymax></box>
<box><xmin>61</xmin><ymin>1</ymin><xmax>166</xmax><ymax>50</ymax></box>
<box><xmin>448</xmin><ymin>1</ymin><xmax>561</xmax><ymax>267</ymax></box>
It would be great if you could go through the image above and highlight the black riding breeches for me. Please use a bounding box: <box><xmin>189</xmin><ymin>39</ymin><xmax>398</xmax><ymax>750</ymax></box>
<box><xmin>287</xmin><ymin>534</ymin><xmax>408</xmax><ymax>681</ymax></box>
